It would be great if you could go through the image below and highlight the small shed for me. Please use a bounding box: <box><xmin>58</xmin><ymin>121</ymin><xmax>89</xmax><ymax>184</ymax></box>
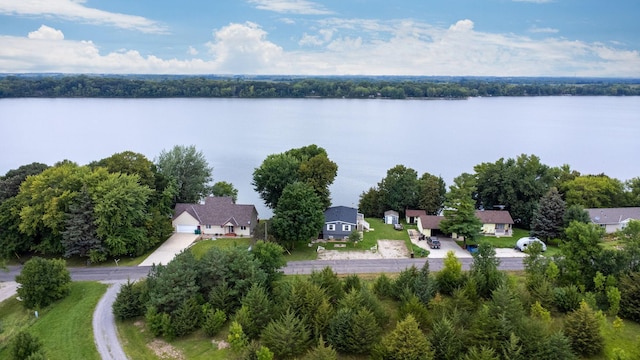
<box><xmin>383</xmin><ymin>210</ymin><xmax>399</xmax><ymax>225</ymax></box>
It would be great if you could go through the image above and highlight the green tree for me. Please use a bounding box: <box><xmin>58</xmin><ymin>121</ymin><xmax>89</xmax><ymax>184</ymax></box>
<box><xmin>619</xmin><ymin>220</ymin><xmax>640</xmax><ymax>273</ymax></box>
<box><xmin>475</xmin><ymin>154</ymin><xmax>554</xmax><ymax>229</ymax></box>
<box><xmin>261</xmin><ymin>310</ymin><xmax>312</xmax><ymax>359</ymax></box>
<box><xmin>253</xmin><ymin>145</ymin><xmax>338</xmax><ymax>210</ymax></box>
<box><xmin>92</xmin><ymin>151</ymin><xmax>156</xmax><ymax>188</ymax></box>
<box><xmin>417</xmin><ymin>172</ymin><xmax>446</xmax><ymax>215</ymax></box>
<box><xmin>358</xmin><ymin>187</ymin><xmax>384</xmax><ymax>218</ymax></box>
<box><xmin>156</xmin><ymin>145</ymin><xmax>213</xmax><ymax>204</ymax></box>
<box><xmin>235</xmin><ymin>285</ymin><xmax>273</xmax><ymax>339</ymax></box>
<box><xmin>435</xmin><ymin>251</ymin><xmax>465</xmax><ymax>295</ymax></box>
<box><xmin>0</xmin><ymin>197</ymin><xmax>31</xmax><ymax>258</ymax></box>
<box><xmin>470</xmin><ymin>242</ymin><xmax>505</xmax><ymax>299</ymax></box>
<box><xmin>0</xmin><ymin>162</ymin><xmax>49</xmax><ymax>202</ymax></box>
<box><xmin>15</xmin><ymin>257</ymin><xmax>71</xmax><ymax>309</ymax></box>
<box><xmin>538</xmin><ymin>332</ymin><xmax>577</xmax><ymax>360</ymax></box>
<box><xmin>304</xmin><ymin>338</ymin><xmax>338</xmax><ymax>360</ymax></box>
<box><xmin>112</xmin><ymin>279</ymin><xmax>146</xmax><ymax>320</ymax></box>
<box><xmin>271</xmin><ymin>182</ymin><xmax>325</xmax><ymax>250</ymax></box>
<box><xmin>10</xmin><ymin>331</ymin><xmax>45</xmax><ymax>360</ymax></box>
<box><xmin>228</xmin><ymin>321</ymin><xmax>249</xmax><ymax>355</ymax></box>
<box><xmin>562</xmin><ymin>204</ymin><xmax>590</xmax><ymax>227</ymax></box>
<box><xmin>251</xmin><ymin>240</ymin><xmax>286</xmax><ymax>286</ymax></box>
<box><xmin>378</xmin><ymin>165</ymin><xmax>419</xmax><ymax>217</ymax></box>
<box><xmin>561</xmin><ymin>174</ymin><xmax>626</xmax><ymax>208</ymax></box>
<box><xmin>252</xmin><ymin>153</ymin><xmax>300</xmax><ymax>209</ymax></box>
<box><xmin>619</xmin><ymin>272</ymin><xmax>640</xmax><ymax>322</ymax></box>
<box><xmin>560</xmin><ymin>222</ymin><xmax>604</xmax><ymax>289</ymax></box>
<box><xmin>376</xmin><ymin>314</ymin><xmax>433</xmax><ymax>360</ymax></box>
<box><xmin>61</xmin><ymin>187</ymin><xmax>103</xmax><ymax>260</ymax></box>
<box><xmin>211</xmin><ymin>181</ymin><xmax>238</xmax><ymax>203</ymax></box>
<box><xmin>309</xmin><ymin>266</ymin><xmax>345</xmax><ymax>306</ymax></box>
<box><xmin>530</xmin><ymin>187</ymin><xmax>565</xmax><ymax>241</ymax></box>
<box><xmin>440</xmin><ymin>174</ymin><xmax>482</xmax><ymax>245</ymax></box>
<box><xmin>147</xmin><ymin>251</ymin><xmax>200</xmax><ymax>315</ymax></box>
<box><xmin>202</xmin><ymin>306</ymin><xmax>227</xmax><ymax>337</ymax></box>
<box><xmin>327</xmin><ymin>308</ymin><xmax>380</xmax><ymax>354</ymax></box>
<box><xmin>91</xmin><ymin>172</ymin><xmax>152</xmax><ymax>256</ymax></box>
<box><xmin>563</xmin><ymin>301</ymin><xmax>604</xmax><ymax>357</ymax></box>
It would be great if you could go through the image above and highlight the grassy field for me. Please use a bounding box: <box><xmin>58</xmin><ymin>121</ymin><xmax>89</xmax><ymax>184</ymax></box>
<box><xmin>0</xmin><ymin>281</ymin><xmax>107</xmax><ymax>359</ymax></box>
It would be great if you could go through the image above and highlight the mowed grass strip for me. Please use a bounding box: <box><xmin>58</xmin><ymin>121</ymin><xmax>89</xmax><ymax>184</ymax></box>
<box><xmin>0</xmin><ymin>281</ymin><xmax>107</xmax><ymax>360</ymax></box>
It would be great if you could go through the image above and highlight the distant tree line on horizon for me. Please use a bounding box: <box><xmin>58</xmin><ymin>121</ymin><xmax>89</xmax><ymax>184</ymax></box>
<box><xmin>1</xmin><ymin>75</ymin><xmax>639</xmax><ymax>99</ymax></box>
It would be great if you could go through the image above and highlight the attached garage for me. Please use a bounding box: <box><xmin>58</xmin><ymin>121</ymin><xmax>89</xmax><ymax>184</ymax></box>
<box><xmin>172</xmin><ymin>211</ymin><xmax>200</xmax><ymax>233</ymax></box>
<box><xmin>176</xmin><ymin>225</ymin><xmax>198</xmax><ymax>233</ymax></box>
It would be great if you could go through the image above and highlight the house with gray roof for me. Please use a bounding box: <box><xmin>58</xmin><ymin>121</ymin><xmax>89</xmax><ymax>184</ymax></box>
<box><xmin>586</xmin><ymin>207</ymin><xmax>640</xmax><ymax>233</ymax></box>
<box><xmin>322</xmin><ymin>206</ymin><xmax>358</xmax><ymax>240</ymax></box>
<box><xmin>172</xmin><ymin>196</ymin><xmax>258</xmax><ymax>237</ymax></box>
<box><xmin>417</xmin><ymin>210</ymin><xmax>514</xmax><ymax>238</ymax></box>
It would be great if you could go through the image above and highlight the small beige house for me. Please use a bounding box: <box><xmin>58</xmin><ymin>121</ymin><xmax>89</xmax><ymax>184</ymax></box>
<box><xmin>417</xmin><ymin>215</ymin><xmax>443</xmax><ymax>237</ymax></box>
<box><xmin>172</xmin><ymin>196</ymin><xmax>258</xmax><ymax>237</ymax></box>
<box><xmin>476</xmin><ymin>210</ymin><xmax>514</xmax><ymax>237</ymax></box>
<box><xmin>405</xmin><ymin>209</ymin><xmax>427</xmax><ymax>224</ymax></box>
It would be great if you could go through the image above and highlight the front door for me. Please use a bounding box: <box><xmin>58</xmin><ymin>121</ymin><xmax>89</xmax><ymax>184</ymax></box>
<box><xmin>227</xmin><ymin>225</ymin><xmax>234</xmax><ymax>234</ymax></box>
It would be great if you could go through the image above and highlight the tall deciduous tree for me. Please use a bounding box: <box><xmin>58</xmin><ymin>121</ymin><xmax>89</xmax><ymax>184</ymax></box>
<box><xmin>156</xmin><ymin>145</ymin><xmax>213</xmax><ymax>204</ymax></box>
<box><xmin>530</xmin><ymin>187</ymin><xmax>566</xmax><ymax>241</ymax></box>
<box><xmin>271</xmin><ymin>182</ymin><xmax>325</xmax><ymax>250</ymax></box>
<box><xmin>253</xmin><ymin>145</ymin><xmax>337</xmax><ymax>210</ymax></box>
<box><xmin>440</xmin><ymin>174</ymin><xmax>482</xmax><ymax>245</ymax></box>
<box><xmin>211</xmin><ymin>181</ymin><xmax>238</xmax><ymax>203</ymax></box>
<box><xmin>92</xmin><ymin>151</ymin><xmax>156</xmax><ymax>188</ymax></box>
<box><xmin>378</xmin><ymin>165</ymin><xmax>419</xmax><ymax>217</ymax></box>
<box><xmin>417</xmin><ymin>172</ymin><xmax>446</xmax><ymax>215</ymax></box>
<box><xmin>560</xmin><ymin>222</ymin><xmax>604</xmax><ymax>289</ymax></box>
<box><xmin>358</xmin><ymin>187</ymin><xmax>384</xmax><ymax>218</ymax></box>
<box><xmin>561</xmin><ymin>174</ymin><xmax>626</xmax><ymax>208</ymax></box>
<box><xmin>563</xmin><ymin>204</ymin><xmax>590</xmax><ymax>227</ymax></box>
<box><xmin>474</xmin><ymin>154</ymin><xmax>555</xmax><ymax>228</ymax></box>
<box><xmin>0</xmin><ymin>162</ymin><xmax>49</xmax><ymax>202</ymax></box>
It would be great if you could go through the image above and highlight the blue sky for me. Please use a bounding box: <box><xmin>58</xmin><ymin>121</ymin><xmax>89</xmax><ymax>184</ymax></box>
<box><xmin>0</xmin><ymin>0</ymin><xmax>638</xmax><ymax>76</ymax></box>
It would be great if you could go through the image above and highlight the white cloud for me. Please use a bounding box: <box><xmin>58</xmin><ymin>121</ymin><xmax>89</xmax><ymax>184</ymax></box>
<box><xmin>1</xmin><ymin>21</ymin><xmax>639</xmax><ymax>77</ymax></box>
<box><xmin>247</xmin><ymin>0</ymin><xmax>332</xmax><ymax>15</ymax></box>
<box><xmin>529</xmin><ymin>26</ymin><xmax>559</xmax><ymax>34</ymax></box>
<box><xmin>0</xmin><ymin>0</ymin><xmax>167</xmax><ymax>33</ymax></box>
<box><xmin>206</xmin><ymin>22</ymin><xmax>284</xmax><ymax>73</ymax></box>
<box><xmin>28</xmin><ymin>25</ymin><xmax>64</xmax><ymax>40</ymax></box>
<box><xmin>187</xmin><ymin>46</ymin><xmax>199</xmax><ymax>56</ymax></box>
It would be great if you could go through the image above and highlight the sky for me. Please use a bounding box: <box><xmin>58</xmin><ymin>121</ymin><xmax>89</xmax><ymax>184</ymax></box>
<box><xmin>0</xmin><ymin>0</ymin><xmax>639</xmax><ymax>77</ymax></box>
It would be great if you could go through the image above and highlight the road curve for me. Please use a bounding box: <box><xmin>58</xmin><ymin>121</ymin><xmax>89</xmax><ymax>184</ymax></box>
<box><xmin>94</xmin><ymin>280</ymin><xmax>129</xmax><ymax>360</ymax></box>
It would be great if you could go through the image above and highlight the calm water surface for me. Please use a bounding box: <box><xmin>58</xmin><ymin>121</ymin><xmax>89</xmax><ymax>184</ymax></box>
<box><xmin>1</xmin><ymin>97</ymin><xmax>639</xmax><ymax>217</ymax></box>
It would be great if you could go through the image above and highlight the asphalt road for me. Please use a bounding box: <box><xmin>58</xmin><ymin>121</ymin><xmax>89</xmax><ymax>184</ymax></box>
<box><xmin>0</xmin><ymin>257</ymin><xmax>525</xmax><ymax>282</ymax></box>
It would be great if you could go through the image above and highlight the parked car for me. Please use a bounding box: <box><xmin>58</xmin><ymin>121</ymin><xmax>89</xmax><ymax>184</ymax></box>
<box><xmin>515</xmin><ymin>237</ymin><xmax>547</xmax><ymax>252</ymax></box>
<box><xmin>467</xmin><ymin>243</ymin><xmax>479</xmax><ymax>254</ymax></box>
<box><xmin>427</xmin><ymin>236</ymin><xmax>441</xmax><ymax>249</ymax></box>
<box><xmin>393</xmin><ymin>223</ymin><xmax>403</xmax><ymax>230</ymax></box>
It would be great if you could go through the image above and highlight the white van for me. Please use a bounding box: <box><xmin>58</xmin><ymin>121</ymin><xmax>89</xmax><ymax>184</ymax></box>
<box><xmin>515</xmin><ymin>237</ymin><xmax>547</xmax><ymax>252</ymax></box>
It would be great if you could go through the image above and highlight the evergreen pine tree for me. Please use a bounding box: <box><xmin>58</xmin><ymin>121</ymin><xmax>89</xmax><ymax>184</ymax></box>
<box><xmin>531</xmin><ymin>187</ymin><xmax>565</xmax><ymax>241</ymax></box>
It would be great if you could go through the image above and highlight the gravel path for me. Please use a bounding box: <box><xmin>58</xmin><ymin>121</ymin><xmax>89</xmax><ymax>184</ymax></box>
<box><xmin>93</xmin><ymin>280</ymin><xmax>129</xmax><ymax>360</ymax></box>
<box><xmin>0</xmin><ymin>281</ymin><xmax>18</xmax><ymax>303</ymax></box>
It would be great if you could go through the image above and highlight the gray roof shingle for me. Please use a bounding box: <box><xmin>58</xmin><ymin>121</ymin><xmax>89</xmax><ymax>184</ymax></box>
<box><xmin>174</xmin><ymin>197</ymin><xmax>257</xmax><ymax>227</ymax></box>
<box><xmin>587</xmin><ymin>207</ymin><xmax>640</xmax><ymax>225</ymax></box>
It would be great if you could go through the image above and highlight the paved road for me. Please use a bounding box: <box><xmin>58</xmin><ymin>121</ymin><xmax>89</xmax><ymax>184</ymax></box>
<box><xmin>0</xmin><ymin>257</ymin><xmax>525</xmax><ymax>282</ymax></box>
<box><xmin>93</xmin><ymin>281</ymin><xmax>129</xmax><ymax>360</ymax></box>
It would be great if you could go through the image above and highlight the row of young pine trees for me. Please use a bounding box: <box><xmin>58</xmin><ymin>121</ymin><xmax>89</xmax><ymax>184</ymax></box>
<box><xmin>112</xmin><ymin>224</ymin><xmax>640</xmax><ymax>359</ymax></box>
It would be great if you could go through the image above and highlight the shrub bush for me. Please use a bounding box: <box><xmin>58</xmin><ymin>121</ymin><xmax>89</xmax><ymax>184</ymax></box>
<box><xmin>15</xmin><ymin>257</ymin><xmax>71</xmax><ymax>309</ymax></box>
<box><xmin>553</xmin><ymin>285</ymin><xmax>582</xmax><ymax>313</ymax></box>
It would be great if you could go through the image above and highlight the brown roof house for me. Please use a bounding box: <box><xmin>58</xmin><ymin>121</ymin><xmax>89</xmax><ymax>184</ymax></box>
<box><xmin>417</xmin><ymin>210</ymin><xmax>514</xmax><ymax>238</ymax></box>
<box><xmin>172</xmin><ymin>196</ymin><xmax>258</xmax><ymax>237</ymax></box>
<box><xmin>405</xmin><ymin>209</ymin><xmax>427</xmax><ymax>224</ymax></box>
<box><xmin>587</xmin><ymin>207</ymin><xmax>640</xmax><ymax>233</ymax></box>
<box><xmin>476</xmin><ymin>210</ymin><xmax>514</xmax><ymax>237</ymax></box>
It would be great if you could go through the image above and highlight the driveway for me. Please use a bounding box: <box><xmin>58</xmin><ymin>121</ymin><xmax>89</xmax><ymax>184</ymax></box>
<box><xmin>139</xmin><ymin>233</ymin><xmax>198</xmax><ymax>266</ymax></box>
<box><xmin>408</xmin><ymin>230</ymin><xmax>527</xmax><ymax>259</ymax></box>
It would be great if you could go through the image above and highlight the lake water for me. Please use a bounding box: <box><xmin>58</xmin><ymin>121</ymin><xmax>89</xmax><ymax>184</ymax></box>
<box><xmin>1</xmin><ymin>96</ymin><xmax>639</xmax><ymax>217</ymax></box>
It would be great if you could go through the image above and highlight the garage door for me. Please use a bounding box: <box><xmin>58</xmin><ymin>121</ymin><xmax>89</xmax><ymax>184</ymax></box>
<box><xmin>176</xmin><ymin>225</ymin><xmax>198</xmax><ymax>233</ymax></box>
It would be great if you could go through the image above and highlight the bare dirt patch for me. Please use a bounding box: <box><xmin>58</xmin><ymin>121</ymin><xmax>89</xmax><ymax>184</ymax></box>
<box><xmin>147</xmin><ymin>339</ymin><xmax>185</xmax><ymax>360</ymax></box>
<box><xmin>316</xmin><ymin>240</ymin><xmax>409</xmax><ymax>260</ymax></box>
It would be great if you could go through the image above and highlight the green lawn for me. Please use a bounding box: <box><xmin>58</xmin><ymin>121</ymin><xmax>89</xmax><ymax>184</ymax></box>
<box><xmin>599</xmin><ymin>316</ymin><xmax>640</xmax><ymax>360</ymax></box>
<box><xmin>189</xmin><ymin>237</ymin><xmax>253</xmax><ymax>259</ymax></box>
<box><xmin>0</xmin><ymin>281</ymin><xmax>107</xmax><ymax>359</ymax></box>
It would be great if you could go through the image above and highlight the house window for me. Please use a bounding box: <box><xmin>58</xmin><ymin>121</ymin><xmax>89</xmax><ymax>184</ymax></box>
<box><xmin>240</xmin><ymin>226</ymin><xmax>247</xmax><ymax>230</ymax></box>
<box><xmin>496</xmin><ymin>224</ymin><xmax>504</xmax><ymax>230</ymax></box>
<box><xmin>327</xmin><ymin>224</ymin><xmax>335</xmax><ymax>231</ymax></box>
<box><xmin>342</xmin><ymin>224</ymin><xmax>351</xmax><ymax>232</ymax></box>
<box><xmin>205</xmin><ymin>225</ymin><xmax>212</xmax><ymax>229</ymax></box>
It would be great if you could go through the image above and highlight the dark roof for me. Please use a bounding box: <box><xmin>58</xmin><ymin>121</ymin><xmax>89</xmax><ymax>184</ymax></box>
<box><xmin>174</xmin><ymin>197</ymin><xmax>257</xmax><ymax>226</ymax></box>
<box><xmin>324</xmin><ymin>206</ymin><xmax>357</xmax><ymax>224</ymax></box>
<box><xmin>406</xmin><ymin>209</ymin><xmax>427</xmax><ymax>217</ymax></box>
<box><xmin>586</xmin><ymin>207</ymin><xmax>640</xmax><ymax>225</ymax></box>
<box><xmin>418</xmin><ymin>215</ymin><xmax>444</xmax><ymax>229</ymax></box>
<box><xmin>475</xmin><ymin>210</ymin><xmax>514</xmax><ymax>224</ymax></box>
